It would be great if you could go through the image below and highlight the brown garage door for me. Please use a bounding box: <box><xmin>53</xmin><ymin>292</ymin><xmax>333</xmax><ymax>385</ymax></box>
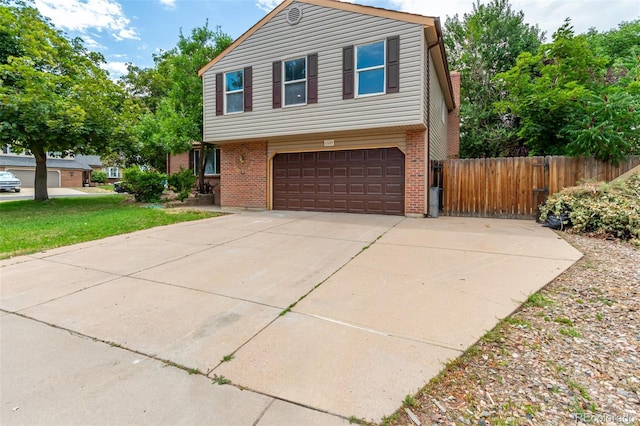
<box><xmin>273</xmin><ymin>148</ymin><xmax>404</xmax><ymax>215</ymax></box>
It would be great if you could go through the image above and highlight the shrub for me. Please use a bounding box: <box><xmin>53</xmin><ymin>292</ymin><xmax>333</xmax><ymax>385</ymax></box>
<box><xmin>168</xmin><ymin>167</ymin><xmax>196</xmax><ymax>202</ymax></box>
<box><xmin>539</xmin><ymin>174</ymin><xmax>640</xmax><ymax>244</ymax></box>
<box><xmin>122</xmin><ymin>167</ymin><xmax>166</xmax><ymax>203</ymax></box>
<box><xmin>91</xmin><ymin>170</ymin><xmax>107</xmax><ymax>183</ymax></box>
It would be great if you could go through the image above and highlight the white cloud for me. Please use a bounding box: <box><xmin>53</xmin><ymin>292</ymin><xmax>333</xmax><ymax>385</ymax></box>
<box><xmin>35</xmin><ymin>0</ymin><xmax>139</xmax><ymax>41</ymax></box>
<box><xmin>101</xmin><ymin>61</ymin><xmax>129</xmax><ymax>77</ymax></box>
<box><xmin>158</xmin><ymin>0</ymin><xmax>176</xmax><ymax>9</ymax></box>
<box><xmin>256</xmin><ymin>0</ymin><xmax>280</xmax><ymax>12</ymax></box>
<box><xmin>387</xmin><ymin>0</ymin><xmax>639</xmax><ymax>38</ymax></box>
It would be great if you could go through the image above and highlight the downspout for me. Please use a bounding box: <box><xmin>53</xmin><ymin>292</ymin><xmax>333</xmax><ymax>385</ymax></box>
<box><xmin>426</xmin><ymin>39</ymin><xmax>439</xmax><ymax>217</ymax></box>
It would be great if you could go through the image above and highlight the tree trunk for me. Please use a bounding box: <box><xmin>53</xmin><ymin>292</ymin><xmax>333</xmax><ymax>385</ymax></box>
<box><xmin>32</xmin><ymin>146</ymin><xmax>49</xmax><ymax>201</ymax></box>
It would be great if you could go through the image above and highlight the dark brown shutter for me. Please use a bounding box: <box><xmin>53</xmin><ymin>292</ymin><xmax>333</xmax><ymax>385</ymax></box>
<box><xmin>244</xmin><ymin>66</ymin><xmax>253</xmax><ymax>112</ymax></box>
<box><xmin>215</xmin><ymin>73</ymin><xmax>224</xmax><ymax>116</ymax></box>
<box><xmin>342</xmin><ymin>45</ymin><xmax>354</xmax><ymax>99</ymax></box>
<box><xmin>188</xmin><ymin>149</ymin><xmax>194</xmax><ymax>170</ymax></box>
<box><xmin>386</xmin><ymin>36</ymin><xmax>400</xmax><ymax>93</ymax></box>
<box><xmin>272</xmin><ymin>61</ymin><xmax>282</xmax><ymax>109</ymax></box>
<box><xmin>307</xmin><ymin>53</ymin><xmax>318</xmax><ymax>104</ymax></box>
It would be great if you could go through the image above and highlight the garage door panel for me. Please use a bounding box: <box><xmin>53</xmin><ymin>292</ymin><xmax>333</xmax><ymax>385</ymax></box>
<box><xmin>349</xmin><ymin>167</ymin><xmax>365</xmax><ymax>177</ymax></box>
<box><xmin>332</xmin><ymin>167</ymin><xmax>347</xmax><ymax>178</ymax></box>
<box><xmin>273</xmin><ymin>148</ymin><xmax>404</xmax><ymax>215</ymax></box>
<box><xmin>318</xmin><ymin>168</ymin><xmax>332</xmax><ymax>178</ymax></box>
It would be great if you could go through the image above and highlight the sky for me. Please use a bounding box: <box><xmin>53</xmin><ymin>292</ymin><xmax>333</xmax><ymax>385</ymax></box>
<box><xmin>33</xmin><ymin>0</ymin><xmax>640</xmax><ymax>78</ymax></box>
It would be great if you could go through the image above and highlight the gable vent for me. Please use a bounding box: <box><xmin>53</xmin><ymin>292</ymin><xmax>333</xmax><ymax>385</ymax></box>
<box><xmin>287</xmin><ymin>6</ymin><xmax>302</xmax><ymax>25</ymax></box>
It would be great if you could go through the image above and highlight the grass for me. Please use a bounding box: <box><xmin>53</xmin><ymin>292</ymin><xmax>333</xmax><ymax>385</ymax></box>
<box><xmin>0</xmin><ymin>195</ymin><xmax>221</xmax><ymax>259</ymax></box>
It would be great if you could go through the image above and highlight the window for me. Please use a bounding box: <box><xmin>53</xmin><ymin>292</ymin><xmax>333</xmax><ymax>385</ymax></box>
<box><xmin>283</xmin><ymin>57</ymin><xmax>306</xmax><ymax>106</ymax></box>
<box><xmin>225</xmin><ymin>70</ymin><xmax>244</xmax><ymax>114</ymax></box>
<box><xmin>193</xmin><ymin>148</ymin><xmax>221</xmax><ymax>175</ymax></box>
<box><xmin>107</xmin><ymin>167</ymin><xmax>120</xmax><ymax>179</ymax></box>
<box><xmin>356</xmin><ymin>41</ymin><xmax>385</xmax><ymax>96</ymax></box>
<box><xmin>441</xmin><ymin>98</ymin><xmax>446</xmax><ymax>124</ymax></box>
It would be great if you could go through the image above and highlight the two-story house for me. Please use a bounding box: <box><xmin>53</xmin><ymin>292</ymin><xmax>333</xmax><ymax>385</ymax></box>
<box><xmin>199</xmin><ymin>0</ymin><xmax>460</xmax><ymax>216</ymax></box>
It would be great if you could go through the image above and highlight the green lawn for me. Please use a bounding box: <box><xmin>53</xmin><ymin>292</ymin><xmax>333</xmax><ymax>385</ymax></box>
<box><xmin>0</xmin><ymin>195</ymin><xmax>221</xmax><ymax>259</ymax></box>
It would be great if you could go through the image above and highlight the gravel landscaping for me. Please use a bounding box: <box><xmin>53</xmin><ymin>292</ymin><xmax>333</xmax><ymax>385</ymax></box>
<box><xmin>386</xmin><ymin>233</ymin><xmax>639</xmax><ymax>426</ymax></box>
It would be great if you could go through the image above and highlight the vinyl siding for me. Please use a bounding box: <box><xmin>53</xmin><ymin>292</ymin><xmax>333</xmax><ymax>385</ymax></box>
<box><xmin>428</xmin><ymin>51</ymin><xmax>447</xmax><ymax>161</ymax></box>
<box><xmin>203</xmin><ymin>1</ymin><xmax>424</xmax><ymax>143</ymax></box>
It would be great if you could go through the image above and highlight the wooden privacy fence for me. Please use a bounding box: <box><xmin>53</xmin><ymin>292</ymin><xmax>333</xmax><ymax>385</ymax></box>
<box><xmin>439</xmin><ymin>156</ymin><xmax>640</xmax><ymax>219</ymax></box>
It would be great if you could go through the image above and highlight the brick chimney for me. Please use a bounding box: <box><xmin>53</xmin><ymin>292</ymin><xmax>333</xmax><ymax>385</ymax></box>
<box><xmin>446</xmin><ymin>71</ymin><xmax>461</xmax><ymax>158</ymax></box>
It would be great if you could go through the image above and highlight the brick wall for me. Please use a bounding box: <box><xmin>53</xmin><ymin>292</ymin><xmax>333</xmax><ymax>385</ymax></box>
<box><xmin>405</xmin><ymin>129</ymin><xmax>426</xmax><ymax>216</ymax></box>
<box><xmin>60</xmin><ymin>169</ymin><xmax>83</xmax><ymax>187</ymax></box>
<box><xmin>447</xmin><ymin>71</ymin><xmax>461</xmax><ymax>159</ymax></box>
<box><xmin>220</xmin><ymin>141</ymin><xmax>267</xmax><ymax>209</ymax></box>
<box><xmin>167</xmin><ymin>152</ymin><xmax>190</xmax><ymax>174</ymax></box>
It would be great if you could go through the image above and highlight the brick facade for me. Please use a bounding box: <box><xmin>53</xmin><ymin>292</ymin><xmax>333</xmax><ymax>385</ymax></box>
<box><xmin>60</xmin><ymin>170</ymin><xmax>83</xmax><ymax>187</ymax></box>
<box><xmin>167</xmin><ymin>152</ymin><xmax>190</xmax><ymax>174</ymax></box>
<box><xmin>405</xmin><ymin>129</ymin><xmax>426</xmax><ymax>216</ymax></box>
<box><xmin>447</xmin><ymin>71</ymin><xmax>461</xmax><ymax>159</ymax></box>
<box><xmin>220</xmin><ymin>141</ymin><xmax>268</xmax><ymax>209</ymax></box>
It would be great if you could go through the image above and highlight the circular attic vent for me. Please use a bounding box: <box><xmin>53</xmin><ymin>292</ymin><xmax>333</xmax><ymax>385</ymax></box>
<box><xmin>287</xmin><ymin>6</ymin><xmax>303</xmax><ymax>25</ymax></box>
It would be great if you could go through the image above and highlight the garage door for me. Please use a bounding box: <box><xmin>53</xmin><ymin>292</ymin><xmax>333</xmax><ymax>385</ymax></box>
<box><xmin>273</xmin><ymin>148</ymin><xmax>404</xmax><ymax>215</ymax></box>
<box><xmin>8</xmin><ymin>170</ymin><xmax>61</xmax><ymax>188</ymax></box>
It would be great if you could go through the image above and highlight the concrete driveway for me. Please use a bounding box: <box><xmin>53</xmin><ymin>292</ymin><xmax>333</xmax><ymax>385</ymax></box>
<box><xmin>0</xmin><ymin>212</ymin><xmax>582</xmax><ymax>424</ymax></box>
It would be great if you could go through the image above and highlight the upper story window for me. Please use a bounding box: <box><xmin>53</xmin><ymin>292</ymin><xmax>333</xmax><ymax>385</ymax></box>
<box><xmin>216</xmin><ymin>67</ymin><xmax>252</xmax><ymax>116</ymax></box>
<box><xmin>356</xmin><ymin>40</ymin><xmax>385</xmax><ymax>96</ymax></box>
<box><xmin>225</xmin><ymin>70</ymin><xmax>244</xmax><ymax>114</ymax></box>
<box><xmin>284</xmin><ymin>57</ymin><xmax>306</xmax><ymax>106</ymax></box>
<box><xmin>343</xmin><ymin>36</ymin><xmax>398</xmax><ymax>100</ymax></box>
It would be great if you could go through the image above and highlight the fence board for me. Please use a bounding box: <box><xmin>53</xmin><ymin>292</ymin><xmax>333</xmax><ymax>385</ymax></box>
<box><xmin>441</xmin><ymin>155</ymin><xmax>640</xmax><ymax>219</ymax></box>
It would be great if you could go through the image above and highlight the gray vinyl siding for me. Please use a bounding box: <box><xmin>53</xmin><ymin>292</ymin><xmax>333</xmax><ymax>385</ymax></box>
<box><xmin>428</xmin><ymin>52</ymin><xmax>447</xmax><ymax>161</ymax></box>
<box><xmin>203</xmin><ymin>2</ymin><xmax>424</xmax><ymax>143</ymax></box>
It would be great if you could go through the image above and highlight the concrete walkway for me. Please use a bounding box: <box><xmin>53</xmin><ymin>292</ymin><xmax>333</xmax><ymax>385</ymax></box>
<box><xmin>0</xmin><ymin>212</ymin><xmax>582</xmax><ymax>424</ymax></box>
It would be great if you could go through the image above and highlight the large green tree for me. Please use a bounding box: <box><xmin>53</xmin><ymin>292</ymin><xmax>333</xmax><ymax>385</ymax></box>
<box><xmin>0</xmin><ymin>1</ymin><xmax>127</xmax><ymax>200</ymax></box>
<box><xmin>114</xmin><ymin>24</ymin><xmax>232</xmax><ymax>172</ymax></box>
<box><xmin>444</xmin><ymin>0</ymin><xmax>543</xmax><ymax>158</ymax></box>
<box><xmin>496</xmin><ymin>20</ymin><xmax>639</xmax><ymax>163</ymax></box>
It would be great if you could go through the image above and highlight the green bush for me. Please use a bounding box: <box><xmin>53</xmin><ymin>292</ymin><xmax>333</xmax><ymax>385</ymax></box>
<box><xmin>122</xmin><ymin>168</ymin><xmax>166</xmax><ymax>203</ymax></box>
<box><xmin>168</xmin><ymin>167</ymin><xmax>196</xmax><ymax>202</ymax></box>
<box><xmin>540</xmin><ymin>174</ymin><xmax>640</xmax><ymax>244</ymax></box>
<box><xmin>91</xmin><ymin>170</ymin><xmax>107</xmax><ymax>183</ymax></box>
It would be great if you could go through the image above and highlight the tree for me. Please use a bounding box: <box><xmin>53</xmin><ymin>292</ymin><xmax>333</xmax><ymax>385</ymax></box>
<box><xmin>0</xmin><ymin>1</ymin><xmax>127</xmax><ymax>200</ymax></box>
<box><xmin>496</xmin><ymin>20</ymin><xmax>639</xmax><ymax>163</ymax></box>
<box><xmin>118</xmin><ymin>23</ymin><xmax>232</xmax><ymax>175</ymax></box>
<box><xmin>444</xmin><ymin>0</ymin><xmax>543</xmax><ymax>158</ymax></box>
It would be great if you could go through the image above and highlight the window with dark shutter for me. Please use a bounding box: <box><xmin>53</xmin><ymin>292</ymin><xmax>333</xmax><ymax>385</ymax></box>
<box><xmin>386</xmin><ymin>35</ymin><xmax>400</xmax><ymax>93</ymax></box>
<box><xmin>343</xmin><ymin>46</ymin><xmax>354</xmax><ymax>99</ymax></box>
<box><xmin>215</xmin><ymin>73</ymin><xmax>223</xmax><ymax>116</ymax></box>
<box><xmin>272</xmin><ymin>61</ymin><xmax>282</xmax><ymax>109</ymax></box>
<box><xmin>244</xmin><ymin>66</ymin><xmax>253</xmax><ymax>112</ymax></box>
<box><xmin>308</xmin><ymin>53</ymin><xmax>318</xmax><ymax>104</ymax></box>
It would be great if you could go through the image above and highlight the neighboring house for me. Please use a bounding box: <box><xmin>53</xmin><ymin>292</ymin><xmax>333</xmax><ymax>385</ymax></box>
<box><xmin>199</xmin><ymin>0</ymin><xmax>460</xmax><ymax>216</ymax></box>
<box><xmin>167</xmin><ymin>143</ymin><xmax>222</xmax><ymax>204</ymax></box>
<box><xmin>0</xmin><ymin>147</ymin><xmax>110</xmax><ymax>188</ymax></box>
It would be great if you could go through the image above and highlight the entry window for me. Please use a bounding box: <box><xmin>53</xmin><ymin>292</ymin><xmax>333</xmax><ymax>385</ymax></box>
<box><xmin>193</xmin><ymin>148</ymin><xmax>221</xmax><ymax>175</ymax></box>
<box><xmin>225</xmin><ymin>70</ymin><xmax>244</xmax><ymax>114</ymax></box>
<box><xmin>356</xmin><ymin>40</ymin><xmax>385</xmax><ymax>96</ymax></box>
<box><xmin>284</xmin><ymin>57</ymin><xmax>306</xmax><ymax>106</ymax></box>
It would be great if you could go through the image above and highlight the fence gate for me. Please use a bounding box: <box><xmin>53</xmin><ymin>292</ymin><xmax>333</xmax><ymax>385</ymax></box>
<box><xmin>531</xmin><ymin>157</ymin><xmax>548</xmax><ymax>218</ymax></box>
